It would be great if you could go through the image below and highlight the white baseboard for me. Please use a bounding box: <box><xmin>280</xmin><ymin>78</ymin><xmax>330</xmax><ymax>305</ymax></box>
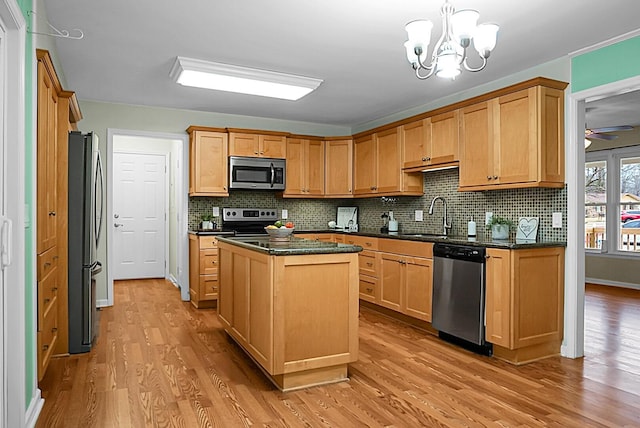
<box><xmin>585</xmin><ymin>277</ymin><xmax>640</xmax><ymax>291</ymax></box>
<box><xmin>96</xmin><ymin>299</ymin><xmax>111</xmax><ymax>308</ymax></box>
<box><xmin>168</xmin><ymin>274</ymin><xmax>179</xmax><ymax>287</ymax></box>
<box><xmin>25</xmin><ymin>389</ymin><xmax>44</xmax><ymax>428</ymax></box>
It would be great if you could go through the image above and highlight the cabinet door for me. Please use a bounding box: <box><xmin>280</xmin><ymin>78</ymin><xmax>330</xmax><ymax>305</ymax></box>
<box><xmin>325</xmin><ymin>139</ymin><xmax>353</xmax><ymax>197</ymax></box>
<box><xmin>376</xmin><ymin>127</ymin><xmax>402</xmax><ymax>193</ymax></box>
<box><xmin>403</xmin><ymin>257</ymin><xmax>432</xmax><ymax>322</ymax></box>
<box><xmin>306</xmin><ymin>139</ymin><xmax>325</xmax><ymax>195</ymax></box>
<box><xmin>493</xmin><ymin>89</ymin><xmax>537</xmax><ymax>185</ymax></box>
<box><xmin>353</xmin><ymin>134</ymin><xmax>376</xmax><ymax>195</ymax></box>
<box><xmin>379</xmin><ymin>252</ymin><xmax>402</xmax><ymax>312</ymax></box>
<box><xmin>402</xmin><ymin>119</ymin><xmax>430</xmax><ymax>169</ymax></box>
<box><xmin>190</xmin><ymin>131</ymin><xmax>228</xmax><ymax>196</ymax></box>
<box><xmin>429</xmin><ymin>110</ymin><xmax>459</xmax><ymax>164</ymax></box>
<box><xmin>285</xmin><ymin>138</ymin><xmax>305</xmax><ymax>195</ymax></box>
<box><xmin>229</xmin><ymin>132</ymin><xmax>260</xmax><ymax>157</ymax></box>
<box><xmin>485</xmin><ymin>248</ymin><xmax>512</xmax><ymax>348</ymax></box>
<box><xmin>37</xmin><ymin>60</ymin><xmax>58</xmax><ymax>253</ymax></box>
<box><xmin>459</xmin><ymin>101</ymin><xmax>492</xmax><ymax>188</ymax></box>
<box><xmin>260</xmin><ymin>135</ymin><xmax>286</xmax><ymax>159</ymax></box>
<box><xmin>217</xmin><ymin>246</ymin><xmax>233</xmax><ymax>328</ymax></box>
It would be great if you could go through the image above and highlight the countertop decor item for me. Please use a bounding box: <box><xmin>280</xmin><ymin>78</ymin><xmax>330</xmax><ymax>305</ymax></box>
<box><xmin>516</xmin><ymin>217</ymin><xmax>539</xmax><ymax>241</ymax></box>
<box><xmin>200</xmin><ymin>214</ymin><xmax>214</xmax><ymax>230</ymax></box>
<box><xmin>487</xmin><ymin>215</ymin><xmax>513</xmax><ymax>240</ymax></box>
<box><xmin>264</xmin><ymin>227</ymin><xmax>294</xmax><ymax>241</ymax></box>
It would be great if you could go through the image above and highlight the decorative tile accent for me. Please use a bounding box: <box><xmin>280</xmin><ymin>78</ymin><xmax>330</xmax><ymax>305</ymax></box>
<box><xmin>189</xmin><ymin>169</ymin><xmax>567</xmax><ymax>241</ymax></box>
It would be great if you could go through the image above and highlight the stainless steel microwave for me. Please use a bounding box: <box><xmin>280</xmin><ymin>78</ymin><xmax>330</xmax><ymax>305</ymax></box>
<box><xmin>229</xmin><ymin>156</ymin><xmax>286</xmax><ymax>190</ymax></box>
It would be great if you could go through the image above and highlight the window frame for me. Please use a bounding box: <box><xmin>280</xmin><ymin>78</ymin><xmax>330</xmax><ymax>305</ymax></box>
<box><xmin>586</xmin><ymin>144</ymin><xmax>640</xmax><ymax>257</ymax></box>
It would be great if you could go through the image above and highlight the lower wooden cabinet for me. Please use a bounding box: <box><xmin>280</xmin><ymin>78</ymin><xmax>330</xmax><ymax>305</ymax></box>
<box><xmin>37</xmin><ymin>245</ymin><xmax>60</xmax><ymax>380</ymax></box>
<box><xmin>189</xmin><ymin>234</ymin><xmax>220</xmax><ymax>308</ymax></box>
<box><xmin>485</xmin><ymin>246</ymin><xmax>565</xmax><ymax>364</ymax></box>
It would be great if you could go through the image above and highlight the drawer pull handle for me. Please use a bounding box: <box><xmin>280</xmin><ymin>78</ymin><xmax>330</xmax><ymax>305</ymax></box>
<box><xmin>43</xmin><ymin>344</ymin><xmax>49</xmax><ymax>351</ymax></box>
<box><xmin>44</xmin><ymin>262</ymin><xmax>51</xmax><ymax>267</ymax></box>
<box><xmin>366</xmin><ymin>287</ymin><xmax>373</xmax><ymax>293</ymax></box>
<box><xmin>52</xmin><ymin>287</ymin><xmax>58</xmax><ymax>292</ymax></box>
<box><xmin>48</xmin><ymin>211</ymin><xmax>56</xmax><ymax>216</ymax></box>
<box><xmin>44</xmin><ymin>298</ymin><xmax>50</xmax><ymax>304</ymax></box>
<box><xmin>365</xmin><ymin>242</ymin><xmax>372</xmax><ymax>246</ymax></box>
<box><xmin>53</xmin><ymin>255</ymin><xmax>59</xmax><ymax>260</ymax></box>
<box><xmin>366</xmin><ymin>262</ymin><xmax>373</xmax><ymax>267</ymax></box>
<box><xmin>51</xmin><ymin>327</ymin><xmax>58</xmax><ymax>333</ymax></box>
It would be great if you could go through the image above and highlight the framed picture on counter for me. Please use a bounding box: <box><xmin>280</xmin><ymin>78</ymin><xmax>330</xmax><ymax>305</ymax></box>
<box><xmin>516</xmin><ymin>217</ymin><xmax>539</xmax><ymax>241</ymax></box>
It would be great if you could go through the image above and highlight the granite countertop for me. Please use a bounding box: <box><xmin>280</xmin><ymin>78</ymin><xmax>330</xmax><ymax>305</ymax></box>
<box><xmin>216</xmin><ymin>235</ymin><xmax>363</xmax><ymax>256</ymax></box>
<box><xmin>189</xmin><ymin>229</ymin><xmax>235</xmax><ymax>236</ymax></box>
<box><xmin>296</xmin><ymin>228</ymin><xmax>566</xmax><ymax>250</ymax></box>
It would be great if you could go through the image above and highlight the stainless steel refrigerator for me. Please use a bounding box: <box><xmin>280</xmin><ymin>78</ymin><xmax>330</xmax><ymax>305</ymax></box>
<box><xmin>68</xmin><ymin>131</ymin><xmax>104</xmax><ymax>354</ymax></box>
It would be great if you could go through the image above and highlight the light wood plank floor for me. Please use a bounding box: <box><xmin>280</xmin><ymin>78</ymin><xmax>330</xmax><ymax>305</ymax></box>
<box><xmin>37</xmin><ymin>280</ymin><xmax>640</xmax><ymax>427</ymax></box>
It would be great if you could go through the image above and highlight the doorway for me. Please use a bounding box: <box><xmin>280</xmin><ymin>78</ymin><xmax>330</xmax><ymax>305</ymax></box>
<box><xmin>106</xmin><ymin>129</ymin><xmax>190</xmax><ymax>305</ymax></box>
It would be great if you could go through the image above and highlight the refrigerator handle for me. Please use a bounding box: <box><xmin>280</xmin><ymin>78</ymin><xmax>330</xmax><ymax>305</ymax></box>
<box><xmin>0</xmin><ymin>217</ymin><xmax>12</xmax><ymax>270</ymax></box>
<box><xmin>95</xmin><ymin>150</ymin><xmax>104</xmax><ymax>247</ymax></box>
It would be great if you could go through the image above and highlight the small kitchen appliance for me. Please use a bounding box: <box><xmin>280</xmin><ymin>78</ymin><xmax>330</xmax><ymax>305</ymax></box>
<box><xmin>229</xmin><ymin>156</ymin><xmax>285</xmax><ymax>190</ymax></box>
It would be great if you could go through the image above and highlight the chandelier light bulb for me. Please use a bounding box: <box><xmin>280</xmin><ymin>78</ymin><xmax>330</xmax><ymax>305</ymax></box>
<box><xmin>404</xmin><ymin>0</ymin><xmax>499</xmax><ymax>81</ymax></box>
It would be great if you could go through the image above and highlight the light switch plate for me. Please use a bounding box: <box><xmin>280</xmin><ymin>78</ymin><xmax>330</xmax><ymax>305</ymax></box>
<box><xmin>212</xmin><ymin>206</ymin><xmax>220</xmax><ymax>217</ymax></box>
<box><xmin>552</xmin><ymin>212</ymin><xmax>562</xmax><ymax>228</ymax></box>
<box><xmin>485</xmin><ymin>212</ymin><xmax>493</xmax><ymax>225</ymax></box>
<box><xmin>281</xmin><ymin>209</ymin><xmax>288</xmax><ymax>220</ymax></box>
<box><xmin>415</xmin><ymin>210</ymin><xmax>423</xmax><ymax>222</ymax></box>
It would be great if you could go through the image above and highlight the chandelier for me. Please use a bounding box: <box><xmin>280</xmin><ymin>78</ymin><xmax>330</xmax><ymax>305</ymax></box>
<box><xmin>404</xmin><ymin>0</ymin><xmax>499</xmax><ymax>80</ymax></box>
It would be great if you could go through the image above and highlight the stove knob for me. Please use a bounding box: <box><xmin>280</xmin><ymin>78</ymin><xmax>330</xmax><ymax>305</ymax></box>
<box><xmin>232</xmin><ymin>211</ymin><xmax>236</xmax><ymax>216</ymax></box>
<box><xmin>261</xmin><ymin>211</ymin><xmax>265</xmax><ymax>215</ymax></box>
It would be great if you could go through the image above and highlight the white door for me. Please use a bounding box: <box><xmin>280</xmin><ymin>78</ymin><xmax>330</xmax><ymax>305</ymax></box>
<box><xmin>0</xmin><ymin>20</ymin><xmax>6</xmax><ymax>427</ymax></box>
<box><xmin>112</xmin><ymin>152</ymin><xmax>167</xmax><ymax>279</ymax></box>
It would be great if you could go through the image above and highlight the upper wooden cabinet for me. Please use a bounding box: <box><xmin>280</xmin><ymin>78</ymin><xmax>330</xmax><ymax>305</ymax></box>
<box><xmin>402</xmin><ymin>110</ymin><xmax>459</xmax><ymax>172</ymax></box>
<box><xmin>228</xmin><ymin>129</ymin><xmax>287</xmax><ymax>158</ymax></box>
<box><xmin>459</xmin><ymin>83</ymin><xmax>566</xmax><ymax>191</ymax></box>
<box><xmin>353</xmin><ymin>128</ymin><xmax>423</xmax><ymax>197</ymax></box>
<box><xmin>324</xmin><ymin>138</ymin><xmax>353</xmax><ymax>197</ymax></box>
<box><xmin>187</xmin><ymin>127</ymin><xmax>229</xmax><ymax>196</ymax></box>
<box><xmin>284</xmin><ymin>137</ymin><xmax>325</xmax><ymax>197</ymax></box>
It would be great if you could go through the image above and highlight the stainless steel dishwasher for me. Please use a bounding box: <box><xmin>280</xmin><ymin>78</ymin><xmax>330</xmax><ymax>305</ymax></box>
<box><xmin>432</xmin><ymin>243</ymin><xmax>492</xmax><ymax>355</ymax></box>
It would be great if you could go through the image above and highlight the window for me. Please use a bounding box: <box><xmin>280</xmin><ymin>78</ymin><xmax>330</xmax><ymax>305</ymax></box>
<box><xmin>585</xmin><ymin>147</ymin><xmax>640</xmax><ymax>254</ymax></box>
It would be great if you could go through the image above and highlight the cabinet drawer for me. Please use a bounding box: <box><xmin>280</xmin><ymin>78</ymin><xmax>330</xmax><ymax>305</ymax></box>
<box><xmin>37</xmin><ymin>246</ymin><xmax>58</xmax><ymax>280</ymax></box>
<box><xmin>359</xmin><ymin>275</ymin><xmax>378</xmax><ymax>303</ymax></box>
<box><xmin>379</xmin><ymin>238</ymin><xmax>433</xmax><ymax>258</ymax></box>
<box><xmin>39</xmin><ymin>298</ymin><xmax>59</xmax><ymax>355</ymax></box>
<box><xmin>200</xmin><ymin>274</ymin><xmax>218</xmax><ymax>300</ymax></box>
<box><xmin>37</xmin><ymin>267</ymin><xmax>58</xmax><ymax>329</ymax></box>
<box><xmin>358</xmin><ymin>251</ymin><xmax>379</xmax><ymax>277</ymax></box>
<box><xmin>199</xmin><ymin>236</ymin><xmax>219</xmax><ymax>249</ymax></box>
<box><xmin>344</xmin><ymin>235</ymin><xmax>378</xmax><ymax>250</ymax></box>
<box><xmin>200</xmin><ymin>249</ymin><xmax>218</xmax><ymax>275</ymax></box>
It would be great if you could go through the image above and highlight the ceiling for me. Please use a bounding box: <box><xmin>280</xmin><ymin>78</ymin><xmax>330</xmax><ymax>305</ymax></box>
<box><xmin>42</xmin><ymin>0</ymin><xmax>640</xmax><ymax>130</ymax></box>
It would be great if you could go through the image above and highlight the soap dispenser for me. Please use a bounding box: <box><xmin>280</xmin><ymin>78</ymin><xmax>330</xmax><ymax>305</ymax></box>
<box><xmin>467</xmin><ymin>216</ymin><xmax>477</xmax><ymax>238</ymax></box>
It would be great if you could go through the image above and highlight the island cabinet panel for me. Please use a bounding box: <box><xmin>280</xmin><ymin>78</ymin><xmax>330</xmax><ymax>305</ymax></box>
<box><xmin>486</xmin><ymin>246</ymin><xmax>565</xmax><ymax>364</ymax></box>
<box><xmin>187</xmin><ymin>128</ymin><xmax>228</xmax><ymax>196</ymax></box>
<box><xmin>217</xmin><ymin>240</ymin><xmax>359</xmax><ymax>391</ymax></box>
<box><xmin>188</xmin><ymin>234</ymin><xmax>221</xmax><ymax>308</ymax></box>
<box><xmin>324</xmin><ymin>138</ymin><xmax>353</xmax><ymax>197</ymax></box>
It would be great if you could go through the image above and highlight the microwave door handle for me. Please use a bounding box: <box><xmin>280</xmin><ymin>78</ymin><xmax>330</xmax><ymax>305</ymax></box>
<box><xmin>270</xmin><ymin>163</ymin><xmax>275</xmax><ymax>188</ymax></box>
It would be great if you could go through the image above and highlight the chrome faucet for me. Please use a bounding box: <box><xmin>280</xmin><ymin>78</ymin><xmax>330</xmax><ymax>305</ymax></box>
<box><xmin>428</xmin><ymin>196</ymin><xmax>452</xmax><ymax>236</ymax></box>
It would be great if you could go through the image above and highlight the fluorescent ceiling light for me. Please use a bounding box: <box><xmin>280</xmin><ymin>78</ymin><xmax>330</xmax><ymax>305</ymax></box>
<box><xmin>169</xmin><ymin>57</ymin><xmax>323</xmax><ymax>101</ymax></box>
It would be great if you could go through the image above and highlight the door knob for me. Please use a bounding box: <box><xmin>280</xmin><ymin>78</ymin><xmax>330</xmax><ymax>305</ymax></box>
<box><xmin>114</xmin><ymin>223</ymin><xmax>124</xmax><ymax>228</ymax></box>
<box><xmin>114</xmin><ymin>213</ymin><xmax>120</xmax><ymax>218</ymax></box>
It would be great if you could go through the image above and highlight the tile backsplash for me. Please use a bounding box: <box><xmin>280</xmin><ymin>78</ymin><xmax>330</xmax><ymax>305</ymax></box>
<box><xmin>189</xmin><ymin>168</ymin><xmax>567</xmax><ymax>242</ymax></box>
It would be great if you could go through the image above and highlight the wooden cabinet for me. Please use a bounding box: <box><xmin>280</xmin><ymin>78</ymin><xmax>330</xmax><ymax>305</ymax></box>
<box><xmin>324</xmin><ymin>138</ymin><xmax>353</xmax><ymax>197</ymax></box>
<box><xmin>402</xmin><ymin>110</ymin><xmax>459</xmax><ymax>172</ymax></box>
<box><xmin>378</xmin><ymin>239</ymin><xmax>433</xmax><ymax>322</ymax></box>
<box><xmin>294</xmin><ymin>233</ymin><xmax>336</xmax><ymax>242</ymax></box>
<box><xmin>353</xmin><ymin>128</ymin><xmax>423</xmax><ymax>197</ymax></box>
<box><xmin>344</xmin><ymin>235</ymin><xmax>380</xmax><ymax>303</ymax></box>
<box><xmin>36</xmin><ymin>246</ymin><xmax>59</xmax><ymax>380</ymax></box>
<box><xmin>459</xmin><ymin>82</ymin><xmax>566</xmax><ymax>191</ymax></box>
<box><xmin>187</xmin><ymin>127</ymin><xmax>228</xmax><ymax>196</ymax></box>
<box><xmin>228</xmin><ymin>129</ymin><xmax>287</xmax><ymax>158</ymax></box>
<box><xmin>217</xmin><ymin>241</ymin><xmax>359</xmax><ymax>391</ymax></box>
<box><xmin>189</xmin><ymin>234</ymin><xmax>220</xmax><ymax>308</ymax></box>
<box><xmin>284</xmin><ymin>137</ymin><xmax>324</xmax><ymax>197</ymax></box>
<box><xmin>485</xmin><ymin>246</ymin><xmax>565</xmax><ymax>364</ymax></box>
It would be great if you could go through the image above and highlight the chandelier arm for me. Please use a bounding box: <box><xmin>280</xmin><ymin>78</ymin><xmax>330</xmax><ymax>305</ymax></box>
<box><xmin>414</xmin><ymin>64</ymin><xmax>437</xmax><ymax>80</ymax></box>
<box><xmin>462</xmin><ymin>56</ymin><xmax>488</xmax><ymax>72</ymax></box>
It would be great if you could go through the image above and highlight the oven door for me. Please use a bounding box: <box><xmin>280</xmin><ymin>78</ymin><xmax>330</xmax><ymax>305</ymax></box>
<box><xmin>229</xmin><ymin>156</ymin><xmax>285</xmax><ymax>190</ymax></box>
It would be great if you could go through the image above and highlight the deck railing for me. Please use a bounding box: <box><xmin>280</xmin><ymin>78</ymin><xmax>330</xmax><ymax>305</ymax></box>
<box><xmin>585</xmin><ymin>226</ymin><xmax>640</xmax><ymax>251</ymax></box>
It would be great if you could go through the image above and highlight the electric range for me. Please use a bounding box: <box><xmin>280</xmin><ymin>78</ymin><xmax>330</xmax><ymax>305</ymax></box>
<box><xmin>222</xmin><ymin>207</ymin><xmax>279</xmax><ymax>236</ymax></box>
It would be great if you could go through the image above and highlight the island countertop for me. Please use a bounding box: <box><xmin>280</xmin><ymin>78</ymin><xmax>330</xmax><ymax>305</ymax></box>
<box><xmin>216</xmin><ymin>235</ymin><xmax>363</xmax><ymax>255</ymax></box>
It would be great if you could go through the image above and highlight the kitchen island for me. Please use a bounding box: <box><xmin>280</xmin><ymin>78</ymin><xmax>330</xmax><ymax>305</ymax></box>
<box><xmin>216</xmin><ymin>236</ymin><xmax>362</xmax><ymax>391</ymax></box>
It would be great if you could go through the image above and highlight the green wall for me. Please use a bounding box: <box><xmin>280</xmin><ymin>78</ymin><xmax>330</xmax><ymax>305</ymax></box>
<box><xmin>571</xmin><ymin>35</ymin><xmax>640</xmax><ymax>93</ymax></box>
<box><xmin>18</xmin><ymin>0</ymin><xmax>36</xmax><ymax>405</ymax></box>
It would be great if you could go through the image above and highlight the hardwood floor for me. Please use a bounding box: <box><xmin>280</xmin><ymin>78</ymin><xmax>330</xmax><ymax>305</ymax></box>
<box><xmin>37</xmin><ymin>280</ymin><xmax>640</xmax><ymax>427</ymax></box>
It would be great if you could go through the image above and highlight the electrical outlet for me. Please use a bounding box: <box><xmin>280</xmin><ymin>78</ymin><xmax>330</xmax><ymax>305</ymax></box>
<box><xmin>415</xmin><ymin>210</ymin><xmax>423</xmax><ymax>222</ymax></box>
<box><xmin>281</xmin><ymin>209</ymin><xmax>288</xmax><ymax>220</ymax></box>
<box><xmin>552</xmin><ymin>212</ymin><xmax>562</xmax><ymax>228</ymax></box>
<box><xmin>485</xmin><ymin>212</ymin><xmax>493</xmax><ymax>225</ymax></box>
<box><xmin>212</xmin><ymin>206</ymin><xmax>220</xmax><ymax>217</ymax></box>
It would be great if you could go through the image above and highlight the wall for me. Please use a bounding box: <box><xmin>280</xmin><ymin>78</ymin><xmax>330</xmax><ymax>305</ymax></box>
<box><xmin>573</xmin><ymin>35</ymin><xmax>640</xmax><ymax>287</ymax></box>
<box><xmin>190</xmin><ymin>170</ymin><xmax>567</xmax><ymax>242</ymax></box>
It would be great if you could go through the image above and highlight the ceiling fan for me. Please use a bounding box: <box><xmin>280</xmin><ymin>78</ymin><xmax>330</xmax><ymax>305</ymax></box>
<box><xmin>584</xmin><ymin>125</ymin><xmax>634</xmax><ymax>148</ymax></box>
